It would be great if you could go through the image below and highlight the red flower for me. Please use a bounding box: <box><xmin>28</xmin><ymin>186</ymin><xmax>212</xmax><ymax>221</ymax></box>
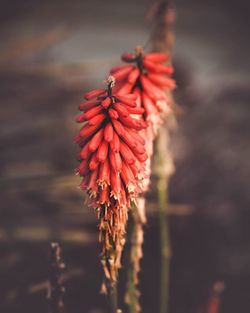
<box><xmin>75</xmin><ymin>76</ymin><xmax>147</xmax><ymax>265</ymax></box>
<box><xmin>110</xmin><ymin>48</ymin><xmax>176</xmax><ymax>134</ymax></box>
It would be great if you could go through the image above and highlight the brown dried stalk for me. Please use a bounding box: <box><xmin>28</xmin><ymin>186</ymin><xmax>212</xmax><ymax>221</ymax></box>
<box><xmin>48</xmin><ymin>242</ymin><xmax>65</xmax><ymax>313</ymax></box>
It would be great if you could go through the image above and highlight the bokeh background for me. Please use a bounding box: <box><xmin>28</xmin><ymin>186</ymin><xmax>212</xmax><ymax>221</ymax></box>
<box><xmin>0</xmin><ymin>0</ymin><xmax>249</xmax><ymax>312</ymax></box>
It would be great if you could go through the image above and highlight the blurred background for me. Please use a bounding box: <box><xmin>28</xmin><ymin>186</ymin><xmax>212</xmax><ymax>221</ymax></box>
<box><xmin>0</xmin><ymin>0</ymin><xmax>249</xmax><ymax>312</ymax></box>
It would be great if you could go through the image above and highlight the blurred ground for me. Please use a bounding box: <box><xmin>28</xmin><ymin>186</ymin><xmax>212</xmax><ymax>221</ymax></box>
<box><xmin>0</xmin><ymin>0</ymin><xmax>249</xmax><ymax>312</ymax></box>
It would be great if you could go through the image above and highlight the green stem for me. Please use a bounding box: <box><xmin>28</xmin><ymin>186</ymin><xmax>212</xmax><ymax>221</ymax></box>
<box><xmin>157</xmin><ymin>176</ymin><xmax>171</xmax><ymax>313</ymax></box>
<box><xmin>107</xmin><ymin>280</ymin><xmax>119</xmax><ymax>313</ymax></box>
<box><xmin>125</xmin><ymin>206</ymin><xmax>145</xmax><ymax>313</ymax></box>
<box><xmin>155</xmin><ymin>127</ymin><xmax>173</xmax><ymax>313</ymax></box>
<box><xmin>126</xmin><ymin>215</ymin><xmax>139</xmax><ymax>313</ymax></box>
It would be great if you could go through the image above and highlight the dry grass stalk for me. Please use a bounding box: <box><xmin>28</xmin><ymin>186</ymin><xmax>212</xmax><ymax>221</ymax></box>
<box><xmin>48</xmin><ymin>242</ymin><xmax>65</xmax><ymax>313</ymax></box>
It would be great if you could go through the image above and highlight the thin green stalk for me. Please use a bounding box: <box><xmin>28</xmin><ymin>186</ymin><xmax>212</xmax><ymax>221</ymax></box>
<box><xmin>126</xmin><ymin>214</ymin><xmax>140</xmax><ymax>313</ymax></box>
<box><xmin>107</xmin><ymin>280</ymin><xmax>119</xmax><ymax>313</ymax></box>
<box><xmin>150</xmin><ymin>2</ymin><xmax>176</xmax><ymax>312</ymax></box>
<box><xmin>156</xmin><ymin>165</ymin><xmax>171</xmax><ymax>313</ymax></box>
<box><xmin>125</xmin><ymin>203</ymin><xmax>145</xmax><ymax>313</ymax></box>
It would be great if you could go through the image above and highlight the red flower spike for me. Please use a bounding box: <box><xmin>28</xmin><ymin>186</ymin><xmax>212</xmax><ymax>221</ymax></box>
<box><xmin>75</xmin><ymin>76</ymin><xmax>148</xmax><ymax>273</ymax></box>
<box><xmin>110</xmin><ymin>48</ymin><xmax>176</xmax><ymax>136</ymax></box>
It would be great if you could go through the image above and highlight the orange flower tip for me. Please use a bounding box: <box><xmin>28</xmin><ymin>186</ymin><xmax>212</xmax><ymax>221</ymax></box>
<box><xmin>88</xmin><ymin>189</ymin><xmax>97</xmax><ymax>198</ymax></box>
<box><xmin>84</xmin><ymin>89</ymin><xmax>106</xmax><ymax>100</ymax></box>
<box><xmin>98</xmin><ymin>180</ymin><xmax>107</xmax><ymax>189</ymax></box>
<box><xmin>121</xmin><ymin>52</ymin><xmax>136</xmax><ymax>62</ymax></box>
<box><xmin>127</xmin><ymin>183</ymin><xmax>136</xmax><ymax>193</ymax></box>
<box><xmin>110</xmin><ymin>191</ymin><xmax>121</xmax><ymax>202</ymax></box>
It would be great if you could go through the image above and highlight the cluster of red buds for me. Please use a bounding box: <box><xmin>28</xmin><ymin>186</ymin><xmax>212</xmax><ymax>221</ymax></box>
<box><xmin>75</xmin><ymin>49</ymin><xmax>176</xmax><ymax>280</ymax></box>
<box><xmin>75</xmin><ymin>76</ymin><xmax>148</xmax><ymax>271</ymax></box>
<box><xmin>111</xmin><ymin>48</ymin><xmax>176</xmax><ymax>192</ymax></box>
<box><xmin>111</xmin><ymin>47</ymin><xmax>176</xmax><ymax>136</ymax></box>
